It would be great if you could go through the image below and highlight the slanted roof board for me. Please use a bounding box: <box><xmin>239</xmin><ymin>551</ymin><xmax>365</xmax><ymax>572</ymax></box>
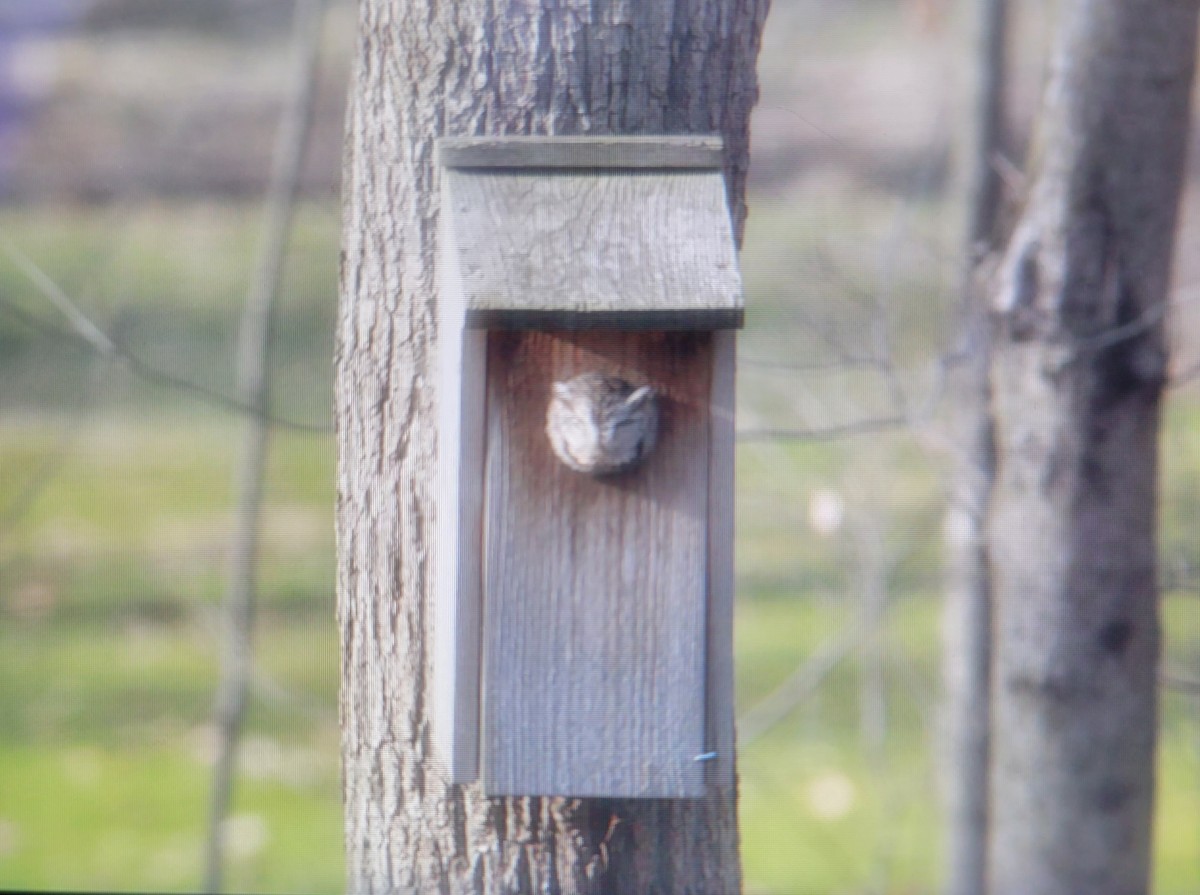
<box><xmin>439</xmin><ymin>137</ymin><xmax>743</xmax><ymax>329</ymax></box>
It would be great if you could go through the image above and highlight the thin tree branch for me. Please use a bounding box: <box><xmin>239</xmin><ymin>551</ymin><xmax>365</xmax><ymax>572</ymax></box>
<box><xmin>251</xmin><ymin>669</ymin><xmax>337</xmax><ymax>722</ymax></box>
<box><xmin>1160</xmin><ymin>669</ymin><xmax>1200</xmax><ymax>695</ymax></box>
<box><xmin>0</xmin><ymin>354</ymin><xmax>115</xmax><ymax>535</ymax></box>
<box><xmin>737</xmin><ymin>597</ymin><xmax>894</xmax><ymax>747</ymax></box>
<box><xmin>0</xmin><ymin>251</ymin><xmax>330</xmax><ymax>434</ymax></box>
<box><xmin>739</xmin><ymin>356</ymin><xmax>882</xmax><ymax>373</ymax></box>
<box><xmin>204</xmin><ymin>2</ymin><xmax>326</xmax><ymax>891</ymax></box>
<box><xmin>737</xmin><ymin>415</ymin><xmax>908</xmax><ymax>442</ymax></box>
<box><xmin>0</xmin><ymin>239</ymin><xmax>120</xmax><ymax>355</ymax></box>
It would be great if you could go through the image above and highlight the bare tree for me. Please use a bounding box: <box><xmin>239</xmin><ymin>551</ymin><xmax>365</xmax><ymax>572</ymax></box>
<box><xmin>334</xmin><ymin>2</ymin><xmax>770</xmax><ymax>892</ymax></box>
<box><xmin>204</xmin><ymin>1</ymin><xmax>325</xmax><ymax>891</ymax></box>
<box><xmin>987</xmin><ymin>1</ymin><xmax>1198</xmax><ymax>892</ymax></box>
<box><xmin>940</xmin><ymin>1</ymin><xmax>1007</xmax><ymax>894</ymax></box>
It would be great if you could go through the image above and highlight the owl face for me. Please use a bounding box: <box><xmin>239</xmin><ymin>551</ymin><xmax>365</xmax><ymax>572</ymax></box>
<box><xmin>545</xmin><ymin>373</ymin><xmax>659</xmax><ymax>475</ymax></box>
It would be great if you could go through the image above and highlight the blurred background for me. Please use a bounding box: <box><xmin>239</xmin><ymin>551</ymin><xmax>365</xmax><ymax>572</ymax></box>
<box><xmin>0</xmin><ymin>1</ymin><xmax>1195</xmax><ymax>893</ymax></box>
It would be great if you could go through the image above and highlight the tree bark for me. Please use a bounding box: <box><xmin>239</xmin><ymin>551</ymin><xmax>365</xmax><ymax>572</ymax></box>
<box><xmin>940</xmin><ymin>3</ymin><xmax>1006</xmax><ymax>895</ymax></box>
<box><xmin>334</xmin><ymin>2</ymin><xmax>769</xmax><ymax>893</ymax></box>
<box><xmin>987</xmin><ymin>2</ymin><xmax>1198</xmax><ymax>893</ymax></box>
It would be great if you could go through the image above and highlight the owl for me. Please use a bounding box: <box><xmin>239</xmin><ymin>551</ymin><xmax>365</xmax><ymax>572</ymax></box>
<box><xmin>545</xmin><ymin>372</ymin><xmax>659</xmax><ymax>475</ymax></box>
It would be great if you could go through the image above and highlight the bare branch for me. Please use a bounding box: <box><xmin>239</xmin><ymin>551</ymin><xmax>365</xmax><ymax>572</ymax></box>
<box><xmin>738</xmin><ymin>415</ymin><xmax>908</xmax><ymax>443</ymax></box>
<box><xmin>0</xmin><ymin>250</ymin><xmax>330</xmax><ymax>434</ymax></box>
<box><xmin>0</xmin><ymin>357</ymin><xmax>114</xmax><ymax>536</ymax></box>
<box><xmin>990</xmin><ymin>149</ymin><xmax>1025</xmax><ymax>200</ymax></box>
<box><xmin>1160</xmin><ymin>669</ymin><xmax>1200</xmax><ymax>695</ymax></box>
<box><xmin>205</xmin><ymin>1</ymin><xmax>327</xmax><ymax>891</ymax></box>
<box><xmin>736</xmin><ymin>620</ymin><xmax>869</xmax><ymax>746</ymax></box>
<box><xmin>251</xmin><ymin>669</ymin><xmax>336</xmax><ymax>722</ymax></box>
<box><xmin>1167</xmin><ymin>359</ymin><xmax>1200</xmax><ymax>388</ymax></box>
<box><xmin>739</xmin><ymin>356</ymin><xmax>881</xmax><ymax>373</ymax></box>
<box><xmin>0</xmin><ymin>239</ymin><xmax>120</xmax><ymax>356</ymax></box>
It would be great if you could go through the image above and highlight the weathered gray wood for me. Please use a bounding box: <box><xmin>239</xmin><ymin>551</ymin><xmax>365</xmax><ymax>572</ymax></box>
<box><xmin>438</xmin><ymin>135</ymin><xmax>724</xmax><ymax>170</ymax></box>
<box><xmin>481</xmin><ymin>330</ymin><xmax>711</xmax><ymax>798</ymax></box>
<box><xmin>432</xmin><ymin>194</ymin><xmax>487</xmax><ymax>782</ymax></box>
<box><xmin>432</xmin><ymin>173</ymin><xmax>488</xmax><ymax>784</ymax></box>
<box><xmin>705</xmin><ymin>328</ymin><xmax>736</xmax><ymax>786</ymax></box>
<box><xmin>442</xmin><ymin>165</ymin><xmax>743</xmax><ymax>325</ymax></box>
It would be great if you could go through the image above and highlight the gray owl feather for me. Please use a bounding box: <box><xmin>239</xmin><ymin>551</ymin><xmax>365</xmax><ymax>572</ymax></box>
<box><xmin>545</xmin><ymin>372</ymin><xmax>659</xmax><ymax>475</ymax></box>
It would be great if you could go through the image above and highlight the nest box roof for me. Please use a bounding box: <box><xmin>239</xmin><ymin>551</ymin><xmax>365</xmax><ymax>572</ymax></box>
<box><xmin>438</xmin><ymin>136</ymin><xmax>744</xmax><ymax>330</ymax></box>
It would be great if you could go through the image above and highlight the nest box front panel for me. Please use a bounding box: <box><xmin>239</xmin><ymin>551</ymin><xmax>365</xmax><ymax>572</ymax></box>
<box><xmin>481</xmin><ymin>330</ymin><xmax>712</xmax><ymax>798</ymax></box>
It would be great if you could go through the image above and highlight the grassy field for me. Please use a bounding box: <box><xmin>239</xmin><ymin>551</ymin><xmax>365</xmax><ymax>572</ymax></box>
<box><xmin>1</xmin><ymin>201</ymin><xmax>1197</xmax><ymax>895</ymax></box>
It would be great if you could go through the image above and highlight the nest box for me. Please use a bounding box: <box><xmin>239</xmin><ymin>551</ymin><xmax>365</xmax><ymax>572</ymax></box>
<box><xmin>434</xmin><ymin>135</ymin><xmax>742</xmax><ymax>798</ymax></box>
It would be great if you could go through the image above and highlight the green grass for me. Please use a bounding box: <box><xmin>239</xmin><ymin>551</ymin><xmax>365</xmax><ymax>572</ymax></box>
<box><xmin>735</xmin><ymin>596</ymin><xmax>941</xmax><ymax>894</ymax></box>
<box><xmin>0</xmin><ymin>199</ymin><xmax>344</xmax><ymax>891</ymax></box>
<box><xmin>0</xmin><ymin>744</ymin><xmax>343</xmax><ymax>893</ymax></box>
<box><xmin>0</xmin><ymin>413</ymin><xmax>344</xmax><ymax>890</ymax></box>
<box><xmin>734</xmin><ymin>594</ymin><xmax>1200</xmax><ymax>895</ymax></box>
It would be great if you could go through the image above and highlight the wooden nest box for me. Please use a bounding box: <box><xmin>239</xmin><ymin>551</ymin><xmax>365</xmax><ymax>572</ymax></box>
<box><xmin>434</xmin><ymin>135</ymin><xmax>742</xmax><ymax>798</ymax></box>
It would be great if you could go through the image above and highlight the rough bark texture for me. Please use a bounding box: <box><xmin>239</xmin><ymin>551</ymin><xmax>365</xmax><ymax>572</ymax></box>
<box><xmin>940</xmin><ymin>2</ymin><xmax>1006</xmax><ymax>894</ymax></box>
<box><xmin>334</xmin><ymin>2</ymin><xmax>769</xmax><ymax>893</ymax></box>
<box><xmin>987</xmin><ymin>2</ymin><xmax>1198</xmax><ymax>893</ymax></box>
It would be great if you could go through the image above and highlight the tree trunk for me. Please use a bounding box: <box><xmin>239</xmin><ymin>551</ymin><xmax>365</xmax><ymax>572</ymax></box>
<box><xmin>987</xmin><ymin>2</ymin><xmax>1198</xmax><ymax>893</ymax></box>
<box><xmin>940</xmin><ymin>2</ymin><xmax>1006</xmax><ymax>894</ymax></box>
<box><xmin>334</xmin><ymin>2</ymin><xmax>769</xmax><ymax>893</ymax></box>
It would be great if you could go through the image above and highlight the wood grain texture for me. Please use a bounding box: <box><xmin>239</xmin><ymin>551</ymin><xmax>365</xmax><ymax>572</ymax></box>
<box><xmin>433</xmin><ymin>243</ymin><xmax>486</xmax><ymax>781</ymax></box>
<box><xmin>438</xmin><ymin>135</ymin><xmax>725</xmax><ymax>170</ymax></box>
<box><xmin>443</xmin><ymin>166</ymin><xmax>742</xmax><ymax>322</ymax></box>
<box><xmin>482</xmin><ymin>331</ymin><xmax>711</xmax><ymax>798</ymax></box>
<box><xmin>705</xmin><ymin>329</ymin><xmax>736</xmax><ymax>786</ymax></box>
<box><xmin>432</xmin><ymin>177</ymin><xmax>487</xmax><ymax>784</ymax></box>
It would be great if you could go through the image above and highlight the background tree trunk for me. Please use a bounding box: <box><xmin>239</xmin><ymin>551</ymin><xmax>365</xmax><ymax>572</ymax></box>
<box><xmin>205</xmin><ymin>2</ymin><xmax>325</xmax><ymax>890</ymax></box>
<box><xmin>940</xmin><ymin>2</ymin><xmax>1006</xmax><ymax>894</ymax></box>
<box><xmin>987</xmin><ymin>1</ymin><xmax>1198</xmax><ymax>893</ymax></box>
<box><xmin>334</xmin><ymin>2</ymin><xmax>769</xmax><ymax>893</ymax></box>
